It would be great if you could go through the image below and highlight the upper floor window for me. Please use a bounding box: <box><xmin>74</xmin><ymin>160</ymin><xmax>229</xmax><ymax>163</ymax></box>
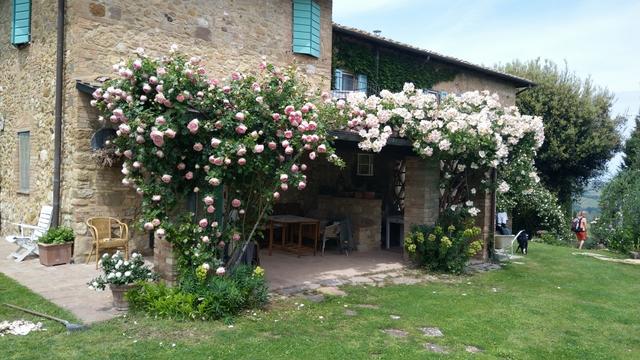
<box><xmin>334</xmin><ymin>69</ymin><xmax>367</xmax><ymax>92</ymax></box>
<box><xmin>18</xmin><ymin>131</ymin><xmax>30</xmax><ymax>193</ymax></box>
<box><xmin>292</xmin><ymin>0</ymin><xmax>321</xmax><ymax>58</ymax></box>
<box><xmin>11</xmin><ymin>0</ymin><xmax>31</xmax><ymax>46</ymax></box>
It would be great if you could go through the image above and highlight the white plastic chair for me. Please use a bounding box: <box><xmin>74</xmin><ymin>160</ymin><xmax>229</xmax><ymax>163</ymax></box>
<box><xmin>321</xmin><ymin>222</ymin><xmax>342</xmax><ymax>256</ymax></box>
<box><xmin>5</xmin><ymin>205</ymin><xmax>53</xmax><ymax>262</ymax></box>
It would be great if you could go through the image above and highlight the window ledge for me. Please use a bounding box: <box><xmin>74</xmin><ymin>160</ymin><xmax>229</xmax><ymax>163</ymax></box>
<box><xmin>16</xmin><ymin>191</ymin><xmax>30</xmax><ymax>195</ymax></box>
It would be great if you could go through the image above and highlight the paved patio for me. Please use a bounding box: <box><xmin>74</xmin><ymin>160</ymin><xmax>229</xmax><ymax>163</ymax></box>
<box><xmin>0</xmin><ymin>240</ymin><xmax>120</xmax><ymax>324</ymax></box>
<box><xmin>261</xmin><ymin>249</ymin><xmax>406</xmax><ymax>290</ymax></box>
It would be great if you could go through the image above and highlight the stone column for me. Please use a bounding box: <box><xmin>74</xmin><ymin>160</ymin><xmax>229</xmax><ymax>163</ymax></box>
<box><xmin>473</xmin><ymin>188</ymin><xmax>493</xmax><ymax>261</ymax></box>
<box><xmin>403</xmin><ymin>157</ymin><xmax>440</xmax><ymax>240</ymax></box>
<box><xmin>153</xmin><ymin>231</ymin><xmax>177</xmax><ymax>286</ymax></box>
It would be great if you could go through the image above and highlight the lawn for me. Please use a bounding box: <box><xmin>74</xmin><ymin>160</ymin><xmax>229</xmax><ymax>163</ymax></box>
<box><xmin>1</xmin><ymin>243</ymin><xmax>639</xmax><ymax>359</ymax></box>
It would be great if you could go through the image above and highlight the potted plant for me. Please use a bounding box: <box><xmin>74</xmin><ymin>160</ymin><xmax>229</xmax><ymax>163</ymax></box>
<box><xmin>38</xmin><ymin>227</ymin><xmax>74</xmax><ymax>266</ymax></box>
<box><xmin>88</xmin><ymin>252</ymin><xmax>156</xmax><ymax>310</ymax></box>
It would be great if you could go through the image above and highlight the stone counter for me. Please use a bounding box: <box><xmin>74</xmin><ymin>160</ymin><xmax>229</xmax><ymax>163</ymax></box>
<box><xmin>315</xmin><ymin>195</ymin><xmax>382</xmax><ymax>251</ymax></box>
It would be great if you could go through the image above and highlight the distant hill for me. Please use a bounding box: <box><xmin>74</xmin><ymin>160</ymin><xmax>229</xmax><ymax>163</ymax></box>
<box><xmin>575</xmin><ymin>187</ymin><xmax>601</xmax><ymax>218</ymax></box>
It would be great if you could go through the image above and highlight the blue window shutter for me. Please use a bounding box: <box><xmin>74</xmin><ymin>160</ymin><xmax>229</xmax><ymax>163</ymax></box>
<box><xmin>357</xmin><ymin>74</ymin><xmax>368</xmax><ymax>92</ymax></box>
<box><xmin>292</xmin><ymin>0</ymin><xmax>321</xmax><ymax>58</ymax></box>
<box><xmin>334</xmin><ymin>69</ymin><xmax>343</xmax><ymax>90</ymax></box>
<box><xmin>18</xmin><ymin>131</ymin><xmax>30</xmax><ymax>192</ymax></box>
<box><xmin>11</xmin><ymin>0</ymin><xmax>31</xmax><ymax>46</ymax></box>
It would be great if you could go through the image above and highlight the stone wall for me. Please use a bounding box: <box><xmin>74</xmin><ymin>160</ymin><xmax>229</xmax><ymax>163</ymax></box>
<box><xmin>0</xmin><ymin>1</ymin><xmax>58</xmax><ymax>235</ymax></box>
<box><xmin>433</xmin><ymin>72</ymin><xmax>517</xmax><ymax>106</ymax></box>
<box><xmin>402</xmin><ymin>157</ymin><xmax>440</xmax><ymax>239</ymax></box>
<box><xmin>315</xmin><ymin>195</ymin><xmax>382</xmax><ymax>251</ymax></box>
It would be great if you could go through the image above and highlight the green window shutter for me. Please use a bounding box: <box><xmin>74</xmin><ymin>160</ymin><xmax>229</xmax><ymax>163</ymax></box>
<box><xmin>334</xmin><ymin>69</ymin><xmax>343</xmax><ymax>90</ymax></box>
<box><xmin>357</xmin><ymin>74</ymin><xmax>368</xmax><ymax>92</ymax></box>
<box><xmin>18</xmin><ymin>131</ymin><xmax>30</xmax><ymax>193</ymax></box>
<box><xmin>11</xmin><ymin>0</ymin><xmax>31</xmax><ymax>46</ymax></box>
<box><xmin>292</xmin><ymin>0</ymin><xmax>321</xmax><ymax>58</ymax></box>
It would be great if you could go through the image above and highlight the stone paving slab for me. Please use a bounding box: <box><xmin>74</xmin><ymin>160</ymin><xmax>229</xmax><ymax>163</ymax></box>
<box><xmin>0</xmin><ymin>240</ymin><xmax>120</xmax><ymax>324</ymax></box>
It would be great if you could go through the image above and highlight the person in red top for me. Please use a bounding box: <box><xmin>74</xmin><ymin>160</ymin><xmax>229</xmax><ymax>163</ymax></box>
<box><xmin>575</xmin><ymin>211</ymin><xmax>588</xmax><ymax>249</ymax></box>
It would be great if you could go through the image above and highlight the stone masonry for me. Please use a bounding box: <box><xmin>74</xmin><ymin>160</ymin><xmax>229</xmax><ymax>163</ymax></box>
<box><xmin>403</xmin><ymin>157</ymin><xmax>440</xmax><ymax>238</ymax></box>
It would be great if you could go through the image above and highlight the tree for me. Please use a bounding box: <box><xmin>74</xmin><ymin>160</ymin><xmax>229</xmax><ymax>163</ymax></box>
<box><xmin>622</xmin><ymin>110</ymin><xmax>640</xmax><ymax>169</ymax></box>
<box><xmin>498</xmin><ymin>59</ymin><xmax>622</xmax><ymax>210</ymax></box>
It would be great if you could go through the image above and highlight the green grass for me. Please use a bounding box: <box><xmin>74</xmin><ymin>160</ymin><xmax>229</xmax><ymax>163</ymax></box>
<box><xmin>1</xmin><ymin>243</ymin><xmax>639</xmax><ymax>359</ymax></box>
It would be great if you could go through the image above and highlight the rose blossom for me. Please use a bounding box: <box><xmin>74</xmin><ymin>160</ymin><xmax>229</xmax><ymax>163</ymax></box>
<box><xmin>238</xmin><ymin>158</ymin><xmax>246</xmax><ymax>166</ymax></box>
<box><xmin>231</xmin><ymin>199</ymin><xmax>241</xmax><ymax>208</ymax></box>
<box><xmin>284</xmin><ymin>130</ymin><xmax>293</xmax><ymax>139</ymax></box>
<box><xmin>198</xmin><ymin>218</ymin><xmax>208</xmax><ymax>228</ymax></box>
<box><xmin>235</xmin><ymin>112</ymin><xmax>245</xmax><ymax>121</ymax></box>
<box><xmin>291</xmin><ymin>164</ymin><xmax>299</xmax><ymax>173</ymax></box>
<box><xmin>224</xmin><ymin>158</ymin><xmax>232</xmax><ymax>165</ymax></box>
<box><xmin>280</xmin><ymin>174</ymin><xmax>289</xmax><ymax>182</ymax></box>
<box><xmin>207</xmin><ymin>205</ymin><xmax>215</xmax><ymax>213</ymax></box>
<box><xmin>155</xmin><ymin>116</ymin><xmax>166</xmax><ymax>125</ymax></box>
<box><xmin>185</xmin><ymin>171</ymin><xmax>194</xmax><ymax>180</ymax></box>
<box><xmin>309</xmin><ymin>151</ymin><xmax>317</xmax><ymax>160</ymax></box>
<box><xmin>161</xmin><ymin>174</ymin><xmax>172</xmax><ymax>183</ymax></box>
<box><xmin>268</xmin><ymin>141</ymin><xmax>277</xmax><ymax>150</ymax></box>
<box><xmin>193</xmin><ymin>142</ymin><xmax>204</xmax><ymax>152</ymax></box>
<box><xmin>143</xmin><ymin>222</ymin><xmax>154</xmax><ymax>231</ymax></box>
<box><xmin>187</xmin><ymin>119</ymin><xmax>200</xmax><ymax>134</ymax></box>
<box><xmin>201</xmin><ymin>236</ymin><xmax>210</xmax><ymax>243</ymax></box>
<box><xmin>150</xmin><ymin>130</ymin><xmax>164</xmax><ymax>147</ymax></box>
<box><xmin>156</xmin><ymin>150</ymin><xmax>164</xmax><ymax>158</ymax></box>
<box><xmin>123</xmin><ymin>150</ymin><xmax>133</xmax><ymax>159</ymax></box>
<box><xmin>273</xmin><ymin>192</ymin><xmax>280</xmax><ymax>199</ymax></box>
<box><xmin>253</xmin><ymin>144</ymin><xmax>264</xmax><ymax>153</ymax></box>
<box><xmin>152</xmin><ymin>218</ymin><xmax>161</xmax><ymax>226</ymax></box>
<box><xmin>209</xmin><ymin>177</ymin><xmax>221</xmax><ymax>186</ymax></box>
<box><xmin>177</xmin><ymin>163</ymin><xmax>186</xmax><ymax>170</ymax></box>
<box><xmin>236</xmin><ymin>147</ymin><xmax>247</xmax><ymax>156</ymax></box>
<box><xmin>285</xmin><ymin>146</ymin><xmax>293</xmax><ymax>155</ymax></box>
<box><xmin>317</xmin><ymin>144</ymin><xmax>327</xmax><ymax>153</ymax></box>
<box><xmin>164</xmin><ymin>129</ymin><xmax>176</xmax><ymax>138</ymax></box>
<box><xmin>210</xmin><ymin>137</ymin><xmax>222</xmax><ymax>147</ymax></box>
<box><xmin>204</xmin><ymin>196</ymin><xmax>214</xmax><ymax>205</ymax></box>
<box><xmin>280</xmin><ymin>183</ymin><xmax>289</xmax><ymax>191</ymax></box>
<box><xmin>232</xmin><ymin>233</ymin><xmax>241</xmax><ymax>241</ymax></box>
<box><xmin>272</xmin><ymin>113</ymin><xmax>281</xmax><ymax>121</ymax></box>
<box><xmin>297</xmin><ymin>181</ymin><xmax>306</xmax><ymax>190</ymax></box>
<box><xmin>235</xmin><ymin>124</ymin><xmax>247</xmax><ymax>134</ymax></box>
<box><xmin>216</xmin><ymin>267</ymin><xmax>226</xmax><ymax>276</ymax></box>
<box><xmin>152</xmin><ymin>195</ymin><xmax>161</xmax><ymax>202</ymax></box>
<box><xmin>301</xmin><ymin>164</ymin><xmax>308</xmax><ymax>171</ymax></box>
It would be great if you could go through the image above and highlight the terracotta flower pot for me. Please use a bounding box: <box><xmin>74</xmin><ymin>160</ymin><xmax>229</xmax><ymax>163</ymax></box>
<box><xmin>38</xmin><ymin>242</ymin><xmax>73</xmax><ymax>266</ymax></box>
<box><xmin>109</xmin><ymin>283</ymin><xmax>137</xmax><ymax>311</ymax></box>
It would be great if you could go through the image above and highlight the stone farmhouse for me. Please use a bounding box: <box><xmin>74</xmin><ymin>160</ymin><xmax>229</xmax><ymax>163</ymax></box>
<box><xmin>0</xmin><ymin>0</ymin><xmax>533</xmax><ymax>276</ymax></box>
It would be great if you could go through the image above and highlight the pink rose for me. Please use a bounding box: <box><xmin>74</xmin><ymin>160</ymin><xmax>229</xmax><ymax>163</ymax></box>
<box><xmin>143</xmin><ymin>222</ymin><xmax>154</xmax><ymax>230</ymax></box>
<box><xmin>136</xmin><ymin>135</ymin><xmax>145</xmax><ymax>144</ymax></box>
<box><xmin>193</xmin><ymin>142</ymin><xmax>203</xmax><ymax>152</ymax></box>
<box><xmin>177</xmin><ymin>163</ymin><xmax>186</xmax><ymax>170</ymax></box>
<box><xmin>297</xmin><ymin>181</ymin><xmax>306</xmax><ymax>190</ymax></box>
<box><xmin>210</xmin><ymin>138</ymin><xmax>222</xmax><ymax>147</ymax></box>
<box><xmin>209</xmin><ymin>177</ymin><xmax>221</xmax><ymax>186</ymax></box>
<box><xmin>176</xmin><ymin>94</ymin><xmax>185</xmax><ymax>102</ymax></box>
<box><xmin>268</xmin><ymin>142</ymin><xmax>277</xmax><ymax>150</ymax></box>
<box><xmin>309</xmin><ymin>151</ymin><xmax>317</xmax><ymax>160</ymax></box>
<box><xmin>273</xmin><ymin>192</ymin><xmax>280</xmax><ymax>200</ymax></box>
<box><xmin>280</xmin><ymin>183</ymin><xmax>289</xmax><ymax>191</ymax></box>
<box><xmin>156</xmin><ymin>150</ymin><xmax>164</xmax><ymax>158</ymax></box>
<box><xmin>235</xmin><ymin>124</ymin><xmax>247</xmax><ymax>134</ymax></box>
<box><xmin>222</xmin><ymin>85</ymin><xmax>231</xmax><ymax>93</ymax></box>
<box><xmin>161</xmin><ymin>174</ymin><xmax>172</xmax><ymax>183</ymax></box>
<box><xmin>152</xmin><ymin>195</ymin><xmax>161</xmax><ymax>202</ymax></box>
<box><xmin>253</xmin><ymin>144</ymin><xmax>264</xmax><ymax>153</ymax></box>
<box><xmin>317</xmin><ymin>144</ymin><xmax>327</xmax><ymax>153</ymax></box>
<box><xmin>235</xmin><ymin>112</ymin><xmax>245</xmax><ymax>121</ymax></box>
<box><xmin>232</xmin><ymin>233</ymin><xmax>241</xmax><ymax>241</ymax></box>
<box><xmin>211</xmin><ymin>157</ymin><xmax>223</xmax><ymax>166</ymax></box>
<box><xmin>284</xmin><ymin>105</ymin><xmax>295</xmax><ymax>115</ymax></box>
<box><xmin>155</xmin><ymin>116</ymin><xmax>166</xmax><ymax>125</ymax></box>
<box><xmin>236</xmin><ymin>147</ymin><xmax>247</xmax><ymax>156</ymax></box>
<box><xmin>291</xmin><ymin>164</ymin><xmax>299</xmax><ymax>173</ymax></box>
<box><xmin>118</xmin><ymin>123</ymin><xmax>130</xmax><ymax>134</ymax></box>
<box><xmin>152</xmin><ymin>218</ymin><xmax>161</xmax><ymax>226</ymax></box>
<box><xmin>231</xmin><ymin>199</ymin><xmax>241</xmax><ymax>208</ymax></box>
<box><xmin>123</xmin><ymin>150</ymin><xmax>133</xmax><ymax>159</ymax></box>
<box><xmin>204</xmin><ymin>196</ymin><xmax>214</xmax><ymax>205</ymax></box>
<box><xmin>224</xmin><ymin>158</ymin><xmax>232</xmax><ymax>165</ymax></box>
<box><xmin>201</xmin><ymin>236</ymin><xmax>210</xmax><ymax>243</ymax></box>
<box><xmin>280</xmin><ymin>174</ymin><xmax>289</xmax><ymax>182</ymax></box>
<box><xmin>187</xmin><ymin>119</ymin><xmax>200</xmax><ymax>134</ymax></box>
<box><xmin>216</xmin><ymin>266</ymin><xmax>226</xmax><ymax>276</ymax></box>
<box><xmin>185</xmin><ymin>171</ymin><xmax>194</xmax><ymax>180</ymax></box>
<box><xmin>211</xmin><ymin>221</ymin><xmax>219</xmax><ymax>228</ymax></box>
<box><xmin>164</xmin><ymin>129</ymin><xmax>176</xmax><ymax>138</ymax></box>
<box><xmin>150</xmin><ymin>130</ymin><xmax>164</xmax><ymax>147</ymax></box>
<box><xmin>301</xmin><ymin>105</ymin><xmax>310</xmax><ymax>113</ymax></box>
<box><xmin>308</xmin><ymin>121</ymin><xmax>318</xmax><ymax>131</ymax></box>
<box><xmin>272</xmin><ymin>113</ymin><xmax>281</xmax><ymax>121</ymax></box>
<box><xmin>284</xmin><ymin>130</ymin><xmax>293</xmax><ymax>139</ymax></box>
<box><xmin>149</xmin><ymin>76</ymin><xmax>158</xmax><ymax>85</ymax></box>
<box><xmin>281</xmin><ymin>140</ymin><xmax>290</xmax><ymax>148</ymax></box>
<box><xmin>301</xmin><ymin>164</ymin><xmax>308</xmax><ymax>171</ymax></box>
<box><xmin>207</xmin><ymin>205</ymin><xmax>215</xmax><ymax>213</ymax></box>
<box><xmin>198</xmin><ymin>218</ymin><xmax>208</xmax><ymax>228</ymax></box>
<box><xmin>238</xmin><ymin>158</ymin><xmax>246</xmax><ymax>166</ymax></box>
<box><xmin>285</xmin><ymin>146</ymin><xmax>293</xmax><ymax>155</ymax></box>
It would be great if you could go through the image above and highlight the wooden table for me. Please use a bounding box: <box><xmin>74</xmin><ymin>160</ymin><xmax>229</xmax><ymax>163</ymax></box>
<box><xmin>268</xmin><ymin>215</ymin><xmax>320</xmax><ymax>257</ymax></box>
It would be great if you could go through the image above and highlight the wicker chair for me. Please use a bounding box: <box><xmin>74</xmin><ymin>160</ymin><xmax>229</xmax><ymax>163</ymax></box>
<box><xmin>85</xmin><ymin>217</ymin><xmax>129</xmax><ymax>268</ymax></box>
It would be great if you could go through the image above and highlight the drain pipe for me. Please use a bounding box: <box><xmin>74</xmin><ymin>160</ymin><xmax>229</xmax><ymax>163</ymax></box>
<box><xmin>51</xmin><ymin>0</ymin><xmax>65</xmax><ymax>227</ymax></box>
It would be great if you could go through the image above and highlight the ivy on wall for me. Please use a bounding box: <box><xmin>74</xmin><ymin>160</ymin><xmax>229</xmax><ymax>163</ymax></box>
<box><xmin>332</xmin><ymin>34</ymin><xmax>459</xmax><ymax>93</ymax></box>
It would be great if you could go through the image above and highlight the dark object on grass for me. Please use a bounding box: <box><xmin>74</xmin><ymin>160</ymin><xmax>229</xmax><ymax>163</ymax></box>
<box><xmin>516</xmin><ymin>231</ymin><xmax>529</xmax><ymax>255</ymax></box>
<box><xmin>3</xmin><ymin>303</ymin><xmax>87</xmax><ymax>332</ymax></box>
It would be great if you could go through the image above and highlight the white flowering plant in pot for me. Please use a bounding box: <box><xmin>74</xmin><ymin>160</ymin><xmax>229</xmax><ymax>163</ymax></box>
<box><xmin>88</xmin><ymin>252</ymin><xmax>157</xmax><ymax>291</ymax></box>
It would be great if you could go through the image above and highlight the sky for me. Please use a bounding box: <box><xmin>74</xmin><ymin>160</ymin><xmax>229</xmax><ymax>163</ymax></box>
<box><xmin>333</xmin><ymin>0</ymin><xmax>640</xmax><ymax>175</ymax></box>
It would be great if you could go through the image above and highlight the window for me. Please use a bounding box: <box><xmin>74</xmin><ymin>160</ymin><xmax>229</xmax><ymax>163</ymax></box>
<box><xmin>334</xmin><ymin>69</ymin><xmax>367</xmax><ymax>93</ymax></box>
<box><xmin>292</xmin><ymin>0</ymin><xmax>321</xmax><ymax>58</ymax></box>
<box><xmin>357</xmin><ymin>153</ymin><xmax>374</xmax><ymax>176</ymax></box>
<box><xmin>11</xmin><ymin>0</ymin><xmax>31</xmax><ymax>46</ymax></box>
<box><xmin>18</xmin><ymin>131</ymin><xmax>30</xmax><ymax>193</ymax></box>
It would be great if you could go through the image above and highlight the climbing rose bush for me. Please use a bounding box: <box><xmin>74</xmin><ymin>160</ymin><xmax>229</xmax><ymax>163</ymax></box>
<box><xmin>328</xmin><ymin>83</ymin><xmax>544</xmax><ymax>217</ymax></box>
<box><xmin>92</xmin><ymin>47</ymin><xmax>341</xmax><ymax>272</ymax></box>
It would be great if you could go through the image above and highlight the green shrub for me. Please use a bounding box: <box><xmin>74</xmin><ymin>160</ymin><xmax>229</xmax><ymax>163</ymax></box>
<box><xmin>126</xmin><ymin>265</ymin><xmax>268</xmax><ymax>321</ymax></box>
<box><xmin>539</xmin><ymin>232</ymin><xmax>570</xmax><ymax>246</ymax></box>
<box><xmin>404</xmin><ymin>218</ymin><xmax>483</xmax><ymax>274</ymax></box>
<box><xmin>38</xmin><ymin>227</ymin><xmax>74</xmax><ymax>245</ymax></box>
